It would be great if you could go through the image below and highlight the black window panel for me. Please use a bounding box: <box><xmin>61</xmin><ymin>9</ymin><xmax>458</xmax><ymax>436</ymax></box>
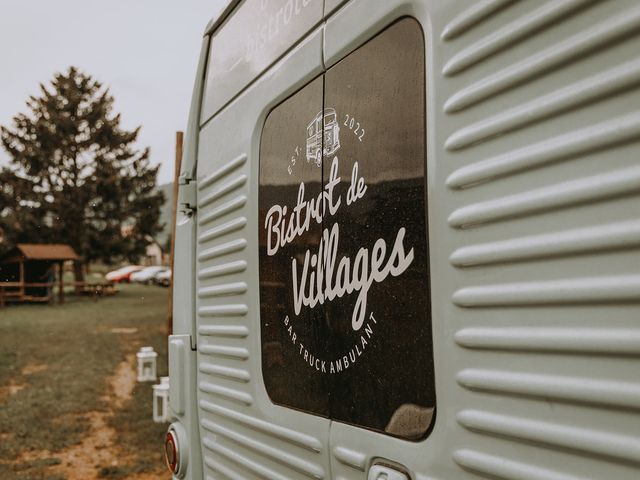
<box><xmin>258</xmin><ymin>18</ymin><xmax>435</xmax><ymax>441</ymax></box>
<box><xmin>258</xmin><ymin>76</ymin><xmax>329</xmax><ymax>416</ymax></box>
<box><xmin>322</xmin><ymin>17</ymin><xmax>434</xmax><ymax>440</ymax></box>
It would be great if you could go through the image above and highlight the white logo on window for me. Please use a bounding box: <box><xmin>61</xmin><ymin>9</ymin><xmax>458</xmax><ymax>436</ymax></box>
<box><xmin>305</xmin><ymin>108</ymin><xmax>341</xmax><ymax>167</ymax></box>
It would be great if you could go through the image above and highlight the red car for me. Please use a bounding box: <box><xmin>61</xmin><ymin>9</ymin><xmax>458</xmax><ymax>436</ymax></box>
<box><xmin>105</xmin><ymin>265</ymin><xmax>143</xmax><ymax>283</ymax></box>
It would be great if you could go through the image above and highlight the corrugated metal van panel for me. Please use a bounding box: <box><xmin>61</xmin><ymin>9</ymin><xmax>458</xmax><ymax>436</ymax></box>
<box><xmin>442</xmin><ymin>0</ymin><xmax>640</xmax><ymax>478</ymax></box>
<box><xmin>324</xmin><ymin>0</ymin><xmax>640</xmax><ymax>479</ymax></box>
<box><xmin>195</xmin><ymin>27</ymin><xmax>332</xmax><ymax>480</ymax></box>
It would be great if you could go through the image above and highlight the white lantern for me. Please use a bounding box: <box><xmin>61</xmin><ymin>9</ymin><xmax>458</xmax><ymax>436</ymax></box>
<box><xmin>153</xmin><ymin>376</ymin><xmax>171</xmax><ymax>423</ymax></box>
<box><xmin>136</xmin><ymin>346</ymin><xmax>158</xmax><ymax>382</ymax></box>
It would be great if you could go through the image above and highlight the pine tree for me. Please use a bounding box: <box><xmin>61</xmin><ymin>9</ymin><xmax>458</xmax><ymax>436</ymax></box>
<box><xmin>0</xmin><ymin>67</ymin><xmax>165</xmax><ymax>264</ymax></box>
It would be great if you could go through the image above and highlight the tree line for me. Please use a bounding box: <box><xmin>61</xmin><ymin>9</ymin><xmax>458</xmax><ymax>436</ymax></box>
<box><xmin>0</xmin><ymin>67</ymin><xmax>164</xmax><ymax>265</ymax></box>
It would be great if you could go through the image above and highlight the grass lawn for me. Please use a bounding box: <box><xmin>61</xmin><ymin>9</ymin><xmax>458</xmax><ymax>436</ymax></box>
<box><xmin>0</xmin><ymin>283</ymin><xmax>171</xmax><ymax>480</ymax></box>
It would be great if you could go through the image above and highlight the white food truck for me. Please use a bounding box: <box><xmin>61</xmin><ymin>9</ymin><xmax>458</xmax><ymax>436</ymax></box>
<box><xmin>166</xmin><ymin>1</ymin><xmax>640</xmax><ymax>479</ymax></box>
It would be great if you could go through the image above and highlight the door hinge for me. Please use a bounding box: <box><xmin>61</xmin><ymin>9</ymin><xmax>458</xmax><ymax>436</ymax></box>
<box><xmin>178</xmin><ymin>173</ymin><xmax>197</xmax><ymax>215</ymax></box>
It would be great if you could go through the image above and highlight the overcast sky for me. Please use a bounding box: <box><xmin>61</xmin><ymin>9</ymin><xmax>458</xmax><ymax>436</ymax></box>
<box><xmin>0</xmin><ymin>0</ymin><xmax>225</xmax><ymax>185</ymax></box>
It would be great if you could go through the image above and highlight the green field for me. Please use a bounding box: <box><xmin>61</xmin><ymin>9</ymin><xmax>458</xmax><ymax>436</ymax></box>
<box><xmin>0</xmin><ymin>283</ymin><xmax>171</xmax><ymax>480</ymax></box>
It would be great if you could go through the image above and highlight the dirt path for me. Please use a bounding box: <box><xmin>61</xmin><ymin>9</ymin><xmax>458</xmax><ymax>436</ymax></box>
<box><xmin>0</xmin><ymin>380</ymin><xmax>26</xmax><ymax>400</ymax></box>
<box><xmin>111</xmin><ymin>355</ymin><xmax>137</xmax><ymax>409</ymax></box>
<box><xmin>18</xmin><ymin>355</ymin><xmax>165</xmax><ymax>480</ymax></box>
<box><xmin>45</xmin><ymin>411</ymin><xmax>119</xmax><ymax>479</ymax></box>
<box><xmin>48</xmin><ymin>356</ymin><xmax>135</xmax><ymax>479</ymax></box>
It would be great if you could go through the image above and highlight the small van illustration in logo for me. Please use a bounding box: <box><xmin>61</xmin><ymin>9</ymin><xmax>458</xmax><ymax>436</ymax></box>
<box><xmin>306</xmin><ymin>108</ymin><xmax>340</xmax><ymax>166</ymax></box>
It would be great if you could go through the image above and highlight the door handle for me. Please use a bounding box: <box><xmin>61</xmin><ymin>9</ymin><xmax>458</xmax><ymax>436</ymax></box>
<box><xmin>368</xmin><ymin>464</ymin><xmax>409</xmax><ymax>480</ymax></box>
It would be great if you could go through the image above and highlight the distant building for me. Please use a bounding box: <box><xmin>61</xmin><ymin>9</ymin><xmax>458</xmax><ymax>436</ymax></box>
<box><xmin>120</xmin><ymin>224</ymin><xmax>165</xmax><ymax>266</ymax></box>
<box><xmin>144</xmin><ymin>241</ymin><xmax>163</xmax><ymax>266</ymax></box>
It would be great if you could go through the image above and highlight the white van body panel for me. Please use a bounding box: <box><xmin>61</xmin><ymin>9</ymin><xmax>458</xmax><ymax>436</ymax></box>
<box><xmin>195</xmin><ymin>26</ymin><xmax>330</xmax><ymax>480</ymax></box>
<box><xmin>170</xmin><ymin>1</ymin><xmax>640</xmax><ymax>479</ymax></box>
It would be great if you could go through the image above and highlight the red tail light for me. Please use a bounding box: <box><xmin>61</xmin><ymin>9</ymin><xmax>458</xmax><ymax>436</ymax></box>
<box><xmin>165</xmin><ymin>428</ymin><xmax>179</xmax><ymax>475</ymax></box>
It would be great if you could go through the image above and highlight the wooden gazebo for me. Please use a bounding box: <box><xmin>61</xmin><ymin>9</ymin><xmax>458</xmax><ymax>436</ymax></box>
<box><xmin>0</xmin><ymin>243</ymin><xmax>79</xmax><ymax>305</ymax></box>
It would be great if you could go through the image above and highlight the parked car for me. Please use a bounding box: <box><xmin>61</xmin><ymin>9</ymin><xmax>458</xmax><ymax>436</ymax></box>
<box><xmin>105</xmin><ymin>265</ymin><xmax>143</xmax><ymax>283</ymax></box>
<box><xmin>130</xmin><ymin>266</ymin><xmax>169</xmax><ymax>284</ymax></box>
<box><xmin>154</xmin><ymin>269</ymin><xmax>171</xmax><ymax>287</ymax></box>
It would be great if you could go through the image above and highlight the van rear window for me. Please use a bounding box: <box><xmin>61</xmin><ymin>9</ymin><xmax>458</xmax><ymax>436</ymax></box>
<box><xmin>258</xmin><ymin>18</ymin><xmax>435</xmax><ymax>441</ymax></box>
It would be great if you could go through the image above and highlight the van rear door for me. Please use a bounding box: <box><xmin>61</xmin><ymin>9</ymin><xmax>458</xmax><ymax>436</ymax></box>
<box><xmin>324</xmin><ymin>1</ymin><xmax>640</xmax><ymax>479</ymax></box>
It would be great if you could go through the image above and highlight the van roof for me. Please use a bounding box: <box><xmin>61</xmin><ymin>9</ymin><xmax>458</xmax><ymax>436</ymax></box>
<box><xmin>203</xmin><ymin>0</ymin><xmax>239</xmax><ymax>37</ymax></box>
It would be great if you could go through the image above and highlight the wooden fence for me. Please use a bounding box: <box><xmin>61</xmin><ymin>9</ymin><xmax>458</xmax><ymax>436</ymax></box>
<box><xmin>0</xmin><ymin>281</ymin><xmax>116</xmax><ymax>307</ymax></box>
